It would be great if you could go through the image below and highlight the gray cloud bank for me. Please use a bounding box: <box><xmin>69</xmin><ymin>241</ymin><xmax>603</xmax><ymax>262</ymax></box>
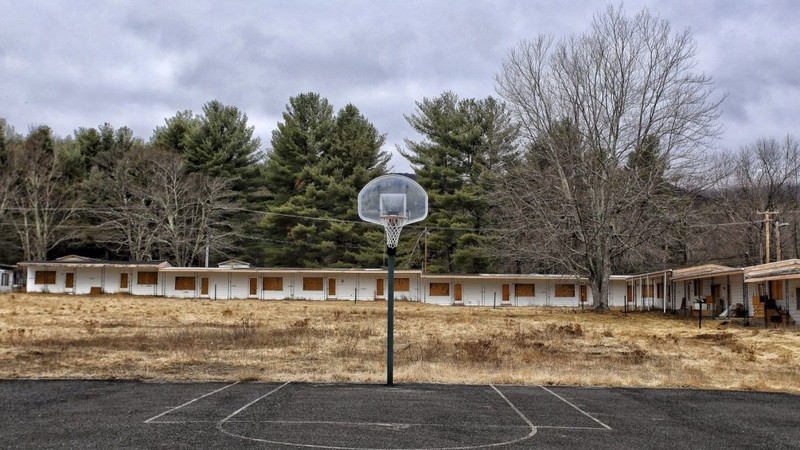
<box><xmin>1</xmin><ymin>1</ymin><xmax>798</xmax><ymax>171</ymax></box>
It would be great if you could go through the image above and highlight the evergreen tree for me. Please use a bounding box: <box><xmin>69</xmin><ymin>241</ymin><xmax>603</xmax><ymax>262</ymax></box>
<box><xmin>182</xmin><ymin>101</ymin><xmax>262</xmax><ymax>193</ymax></box>
<box><xmin>262</xmin><ymin>94</ymin><xmax>388</xmax><ymax>267</ymax></box>
<box><xmin>151</xmin><ymin>110</ymin><xmax>200</xmax><ymax>154</ymax></box>
<box><xmin>400</xmin><ymin>92</ymin><xmax>518</xmax><ymax>273</ymax></box>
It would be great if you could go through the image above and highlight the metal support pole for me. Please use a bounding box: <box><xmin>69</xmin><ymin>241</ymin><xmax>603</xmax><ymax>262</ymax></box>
<box><xmin>387</xmin><ymin>246</ymin><xmax>396</xmax><ymax>386</ymax></box>
<box><xmin>698</xmin><ymin>302</ymin><xmax>703</xmax><ymax>329</ymax></box>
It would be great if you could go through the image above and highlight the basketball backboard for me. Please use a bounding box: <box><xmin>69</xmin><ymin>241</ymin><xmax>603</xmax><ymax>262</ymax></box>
<box><xmin>358</xmin><ymin>174</ymin><xmax>428</xmax><ymax>225</ymax></box>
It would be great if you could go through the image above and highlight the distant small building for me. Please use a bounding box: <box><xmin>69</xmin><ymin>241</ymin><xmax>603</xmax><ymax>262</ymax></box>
<box><xmin>0</xmin><ymin>264</ymin><xmax>16</xmax><ymax>293</ymax></box>
<box><xmin>17</xmin><ymin>255</ymin><xmax>170</xmax><ymax>296</ymax></box>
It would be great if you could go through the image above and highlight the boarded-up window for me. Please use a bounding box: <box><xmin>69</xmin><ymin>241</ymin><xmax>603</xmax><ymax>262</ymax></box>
<box><xmin>770</xmin><ymin>280</ymin><xmax>784</xmax><ymax>299</ymax></box>
<box><xmin>35</xmin><ymin>271</ymin><xmax>56</xmax><ymax>284</ymax></box>
<box><xmin>175</xmin><ymin>276</ymin><xmax>195</xmax><ymax>291</ymax></box>
<box><xmin>303</xmin><ymin>277</ymin><xmax>323</xmax><ymax>291</ymax></box>
<box><xmin>263</xmin><ymin>277</ymin><xmax>283</xmax><ymax>291</ymax></box>
<box><xmin>137</xmin><ymin>272</ymin><xmax>158</xmax><ymax>285</ymax></box>
<box><xmin>555</xmin><ymin>284</ymin><xmax>575</xmax><ymax>297</ymax></box>
<box><xmin>643</xmin><ymin>285</ymin><xmax>654</xmax><ymax>297</ymax></box>
<box><xmin>627</xmin><ymin>285</ymin><xmax>633</xmax><ymax>302</ymax></box>
<box><xmin>515</xmin><ymin>284</ymin><xmax>535</xmax><ymax>297</ymax></box>
<box><xmin>430</xmin><ymin>282</ymin><xmax>450</xmax><ymax>296</ymax></box>
<box><xmin>395</xmin><ymin>278</ymin><xmax>410</xmax><ymax>291</ymax></box>
<box><xmin>657</xmin><ymin>283</ymin><xmax>664</xmax><ymax>299</ymax></box>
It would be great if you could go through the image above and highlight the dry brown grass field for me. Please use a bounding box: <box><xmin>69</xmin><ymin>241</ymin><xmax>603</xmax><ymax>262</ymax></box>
<box><xmin>1</xmin><ymin>293</ymin><xmax>798</xmax><ymax>393</ymax></box>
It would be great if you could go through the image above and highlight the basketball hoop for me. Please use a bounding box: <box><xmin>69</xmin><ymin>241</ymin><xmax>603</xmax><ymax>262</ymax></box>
<box><xmin>357</xmin><ymin>174</ymin><xmax>428</xmax><ymax>386</ymax></box>
<box><xmin>380</xmin><ymin>215</ymin><xmax>408</xmax><ymax>249</ymax></box>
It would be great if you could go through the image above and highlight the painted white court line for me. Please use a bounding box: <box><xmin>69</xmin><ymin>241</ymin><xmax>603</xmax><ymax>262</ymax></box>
<box><xmin>218</xmin><ymin>380</ymin><xmax>291</xmax><ymax>423</ymax></box>
<box><xmin>539</xmin><ymin>386</ymin><xmax>612</xmax><ymax>430</ymax></box>
<box><xmin>144</xmin><ymin>381</ymin><xmax>240</xmax><ymax>424</ymax></box>
<box><xmin>215</xmin><ymin>384</ymin><xmax>539</xmax><ymax>450</ymax></box>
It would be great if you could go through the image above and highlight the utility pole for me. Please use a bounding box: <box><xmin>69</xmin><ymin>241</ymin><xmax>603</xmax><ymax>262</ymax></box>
<box><xmin>776</xmin><ymin>222</ymin><xmax>790</xmax><ymax>261</ymax></box>
<box><xmin>423</xmin><ymin>228</ymin><xmax>428</xmax><ymax>274</ymax></box>
<box><xmin>758</xmin><ymin>211</ymin><xmax>779</xmax><ymax>263</ymax></box>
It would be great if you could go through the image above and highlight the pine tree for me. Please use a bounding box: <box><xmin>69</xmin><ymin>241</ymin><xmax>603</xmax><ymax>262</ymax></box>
<box><xmin>400</xmin><ymin>92</ymin><xmax>518</xmax><ymax>273</ymax></box>
<box><xmin>262</xmin><ymin>94</ymin><xmax>388</xmax><ymax>267</ymax></box>
<box><xmin>152</xmin><ymin>110</ymin><xmax>200</xmax><ymax>155</ymax></box>
<box><xmin>183</xmin><ymin>101</ymin><xmax>262</xmax><ymax>193</ymax></box>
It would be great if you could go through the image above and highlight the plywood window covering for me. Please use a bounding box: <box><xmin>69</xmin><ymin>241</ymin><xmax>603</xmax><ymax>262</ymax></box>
<box><xmin>120</xmin><ymin>273</ymin><xmax>129</xmax><ymax>289</ymax></box>
<box><xmin>657</xmin><ymin>283</ymin><xmax>664</xmax><ymax>299</ymax></box>
<box><xmin>35</xmin><ymin>271</ymin><xmax>56</xmax><ymax>284</ymax></box>
<box><xmin>627</xmin><ymin>285</ymin><xmax>634</xmax><ymax>302</ymax></box>
<box><xmin>515</xmin><ymin>284</ymin><xmax>535</xmax><ymax>297</ymax></box>
<box><xmin>555</xmin><ymin>283</ymin><xmax>575</xmax><ymax>298</ymax></box>
<box><xmin>770</xmin><ymin>280</ymin><xmax>783</xmax><ymax>299</ymax></box>
<box><xmin>175</xmin><ymin>276</ymin><xmax>195</xmax><ymax>291</ymax></box>
<box><xmin>263</xmin><ymin>277</ymin><xmax>283</xmax><ymax>291</ymax></box>
<box><xmin>643</xmin><ymin>285</ymin><xmax>654</xmax><ymax>297</ymax></box>
<box><xmin>395</xmin><ymin>278</ymin><xmax>410</xmax><ymax>291</ymax></box>
<box><xmin>430</xmin><ymin>282</ymin><xmax>450</xmax><ymax>296</ymax></box>
<box><xmin>303</xmin><ymin>277</ymin><xmax>324</xmax><ymax>291</ymax></box>
<box><xmin>137</xmin><ymin>272</ymin><xmax>158</xmax><ymax>285</ymax></box>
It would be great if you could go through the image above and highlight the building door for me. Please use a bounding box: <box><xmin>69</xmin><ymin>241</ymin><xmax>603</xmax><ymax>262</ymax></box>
<box><xmin>502</xmin><ymin>284</ymin><xmax>510</xmax><ymax>302</ymax></box>
<box><xmin>376</xmin><ymin>279</ymin><xmax>384</xmax><ymax>297</ymax></box>
<box><xmin>580</xmin><ymin>285</ymin><xmax>588</xmax><ymax>303</ymax></box>
<box><xmin>455</xmin><ymin>283</ymin><xmax>463</xmax><ymax>302</ymax></box>
<box><xmin>248</xmin><ymin>278</ymin><xmax>257</xmax><ymax>296</ymax></box>
<box><xmin>328</xmin><ymin>279</ymin><xmax>336</xmax><ymax>297</ymax></box>
<box><xmin>120</xmin><ymin>273</ymin><xmax>128</xmax><ymax>289</ymax></box>
<box><xmin>65</xmin><ymin>273</ymin><xmax>74</xmax><ymax>289</ymax></box>
<box><xmin>201</xmin><ymin>278</ymin><xmax>209</xmax><ymax>296</ymax></box>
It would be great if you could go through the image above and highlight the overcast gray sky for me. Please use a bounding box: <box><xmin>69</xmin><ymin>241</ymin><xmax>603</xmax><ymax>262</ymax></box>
<box><xmin>1</xmin><ymin>1</ymin><xmax>798</xmax><ymax>171</ymax></box>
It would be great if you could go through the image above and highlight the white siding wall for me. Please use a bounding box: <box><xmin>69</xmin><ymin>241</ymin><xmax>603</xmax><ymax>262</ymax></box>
<box><xmin>131</xmin><ymin>271</ymin><xmax>161</xmax><ymax>296</ymax></box>
<box><xmin>162</xmin><ymin>273</ymin><xmax>198</xmax><ymax>299</ymax></box>
<box><xmin>227</xmin><ymin>273</ymin><xmax>251</xmax><ymax>300</ymax></box>
<box><xmin>460</xmin><ymin>280</ymin><xmax>488</xmax><ymax>306</ymax></box>
<box><xmin>73</xmin><ymin>267</ymin><xmax>102</xmax><ymax>295</ymax></box>
<box><xmin>261</xmin><ymin>273</ymin><xmax>292</xmax><ymax>300</ymax></box>
<box><xmin>26</xmin><ymin>266</ymin><xmax>63</xmax><ymax>293</ymax></box>
<box><xmin>101</xmin><ymin>267</ymin><xmax>125</xmax><ymax>294</ymax></box>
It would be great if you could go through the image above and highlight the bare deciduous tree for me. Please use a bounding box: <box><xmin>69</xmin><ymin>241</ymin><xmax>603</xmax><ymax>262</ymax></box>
<box><xmin>146</xmin><ymin>150</ymin><xmax>235</xmax><ymax>266</ymax></box>
<box><xmin>86</xmin><ymin>147</ymin><xmax>236</xmax><ymax>266</ymax></box>
<box><xmin>492</xmin><ymin>5</ymin><xmax>722</xmax><ymax>307</ymax></box>
<box><xmin>7</xmin><ymin>127</ymin><xmax>78</xmax><ymax>261</ymax></box>
<box><xmin>711</xmin><ymin>136</ymin><xmax>800</xmax><ymax>264</ymax></box>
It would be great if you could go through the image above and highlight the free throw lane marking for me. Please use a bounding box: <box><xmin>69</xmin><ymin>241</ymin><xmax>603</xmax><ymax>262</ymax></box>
<box><xmin>539</xmin><ymin>386</ymin><xmax>612</xmax><ymax>430</ymax></box>
<box><xmin>144</xmin><ymin>381</ymin><xmax>240</xmax><ymax>424</ymax></box>
<box><xmin>216</xmin><ymin>383</ymin><xmax>538</xmax><ymax>450</ymax></box>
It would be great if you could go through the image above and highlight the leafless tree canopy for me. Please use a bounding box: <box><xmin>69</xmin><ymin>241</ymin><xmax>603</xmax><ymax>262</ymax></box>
<box><xmin>492</xmin><ymin>5</ymin><xmax>722</xmax><ymax>306</ymax></box>
<box><xmin>708</xmin><ymin>136</ymin><xmax>800</xmax><ymax>265</ymax></box>
<box><xmin>85</xmin><ymin>148</ymin><xmax>236</xmax><ymax>266</ymax></box>
<box><xmin>6</xmin><ymin>127</ymin><xmax>77</xmax><ymax>261</ymax></box>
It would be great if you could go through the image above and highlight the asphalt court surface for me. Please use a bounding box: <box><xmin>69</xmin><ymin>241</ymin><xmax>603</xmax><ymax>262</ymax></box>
<box><xmin>1</xmin><ymin>380</ymin><xmax>799</xmax><ymax>449</ymax></box>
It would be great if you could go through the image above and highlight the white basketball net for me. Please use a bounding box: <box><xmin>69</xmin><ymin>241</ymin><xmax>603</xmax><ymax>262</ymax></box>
<box><xmin>380</xmin><ymin>215</ymin><xmax>407</xmax><ymax>248</ymax></box>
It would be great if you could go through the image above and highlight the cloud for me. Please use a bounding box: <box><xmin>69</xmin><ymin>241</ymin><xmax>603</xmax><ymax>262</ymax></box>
<box><xmin>1</xmin><ymin>0</ymin><xmax>798</xmax><ymax>166</ymax></box>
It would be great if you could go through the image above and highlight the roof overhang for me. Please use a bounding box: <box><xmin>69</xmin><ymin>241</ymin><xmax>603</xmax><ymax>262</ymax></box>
<box><xmin>671</xmin><ymin>265</ymin><xmax>743</xmax><ymax>282</ymax></box>
<box><xmin>744</xmin><ymin>259</ymin><xmax>800</xmax><ymax>283</ymax></box>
